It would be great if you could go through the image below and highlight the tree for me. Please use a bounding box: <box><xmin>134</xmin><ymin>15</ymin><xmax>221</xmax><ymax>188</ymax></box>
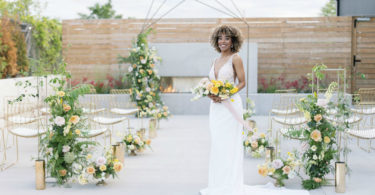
<box><xmin>321</xmin><ymin>0</ymin><xmax>337</xmax><ymax>16</ymax></box>
<box><xmin>78</xmin><ymin>0</ymin><xmax>122</xmax><ymax>19</ymax></box>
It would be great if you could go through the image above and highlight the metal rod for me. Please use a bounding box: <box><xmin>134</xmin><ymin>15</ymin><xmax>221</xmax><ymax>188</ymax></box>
<box><xmin>140</xmin><ymin>0</ymin><xmax>155</xmax><ymax>34</ymax></box>
<box><xmin>144</xmin><ymin>0</ymin><xmax>187</xmax><ymax>30</ymax></box>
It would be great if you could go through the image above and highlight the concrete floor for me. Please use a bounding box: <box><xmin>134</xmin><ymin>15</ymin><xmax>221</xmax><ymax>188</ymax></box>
<box><xmin>0</xmin><ymin>115</ymin><xmax>374</xmax><ymax>195</ymax></box>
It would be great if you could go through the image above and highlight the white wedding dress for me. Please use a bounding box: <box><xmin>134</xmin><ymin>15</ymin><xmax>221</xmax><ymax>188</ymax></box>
<box><xmin>200</xmin><ymin>54</ymin><xmax>309</xmax><ymax>195</ymax></box>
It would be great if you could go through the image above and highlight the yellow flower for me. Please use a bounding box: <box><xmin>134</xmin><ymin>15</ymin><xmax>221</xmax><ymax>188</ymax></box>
<box><xmin>132</xmin><ymin>64</ymin><xmax>137</xmax><ymax>68</ymax></box>
<box><xmin>113</xmin><ymin>162</ymin><xmax>123</xmax><ymax>172</ymax></box>
<box><xmin>324</xmin><ymin>136</ymin><xmax>331</xmax><ymax>144</ymax></box>
<box><xmin>69</xmin><ymin>115</ymin><xmax>80</xmax><ymax>124</ymax></box>
<box><xmin>260</xmin><ymin>133</ymin><xmax>266</xmax><ymax>138</ymax></box>
<box><xmin>150</xmin><ymin>63</ymin><xmax>155</xmax><ymax>68</ymax></box>
<box><xmin>314</xmin><ymin>92</ymin><xmax>317</xmax><ymax>98</ymax></box>
<box><xmin>303</xmin><ymin>111</ymin><xmax>311</xmax><ymax>122</ymax></box>
<box><xmin>230</xmin><ymin>98</ymin><xmax>234</xmax><ymax>102</ymax></box>
<box><xmin>230</xmin><ymin>87</ymin><xmax>238</xmax><ymax>94</ymax></box>
<box><xmin>113</xmin><ymin>159</ymin><xmax>119</xmax><ymax>163</ymax></box>
<box><xmin>253</xmin><ymin>128</ymin><xmax>258</xmax><ymax>133</ymax></box>
<box><xmin>258</xmin><ymin>165</ymin><xmax>268</xmax><ymax>177</ymax></box>
<box><xmin>126</xmin><ymin>135</ymin><xmax>133</xmax><ymax>142</ymax></box>
<box><xmin>210</xmin><ymin>86</ymin><xmax>219</xmax><ymax>95</ymax></box>
<box><xmin>63</xmin><ymin>104</ymin><xmax>71</xmax><ymax>112</ymax></box>
<box><xmin>57</xmin><ymin>91</ymin><xmax>65</xmax><ymax>97</ymax></box>
<box><xmin>99</xmin><ymin>165</ymin><xmax>107</xmax><ymax>171</ymax></box>
<box><xmin>59</xmin><ymin>169</ymin><xmax>67</xmax><ymax>176</ymax></box>
<box><xmin>163</xmin><ymin>106</ymin><xmax>168</xmax><ymax>111</ymax></box>
<box><xmin>313</xmin><ymin>177</ymin><xmax>322</xmax><ymax>183</ymax></box>
<box><xmin>310</xmin><ymin>129</ymin><xmax>322</xmax><ymax>142</ymax></box>
<box><xmin>86</xmin><ymin>166</ymin><xmax>95</xmax><ymax>174</ymax></box>
<box><xmin>75</xmin><ymin>129</ymin><xmax>81</xmax><ymax>135</ymax></box>
<box><xmin>268</xmin><ymin>167</ymin><xmax>276</xmax><ymax>174</ymax></box>
<box><xmin>147</xmin><ymin>70</ymin><xmax>153</xmax><ymax>75</ymax></box>
<box><xmin>163</xmin><ymin>112</ymin><xmax>168</xmax><ymax>116</ymax></box>
<box><xmin>314</xmin><ymin>114</ymin><xmax>322</xmax><ymax>122</ymax></box>
<box><xmin>86</xmin><ymin>154</ymin><xmax>92</xmax><ymax>159</ymax></box>
<box><xmin>157</xmin><ymin>113</ymin><xmax>162</xmax><ymax>118</ymax></box>
<box><xmin>244</xmin><ymin>140</ymin><xmax>249</xmax><ymax>146</ymax></box>
<box><xmin>139</xmin><ymin>69</ymin><xmax>144</xmax><ymax>74</ymax></box>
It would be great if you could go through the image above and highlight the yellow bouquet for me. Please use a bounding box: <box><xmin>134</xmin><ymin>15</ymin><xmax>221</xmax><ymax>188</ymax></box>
<box><xmin>191</xmin><ymin>78</ymin><xmax>238</xmax><ymax>101</ymax></box>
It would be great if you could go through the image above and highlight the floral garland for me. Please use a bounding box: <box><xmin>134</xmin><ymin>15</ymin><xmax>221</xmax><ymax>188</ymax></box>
<box><xmin>297</xmin><ymin>89</ymin><xmax>337</xmax><ymax>190</ymax></box>
<box><xmin>258</xmin><ymin>152</ymin><xmax>301</xmax><ymax>187</ymax></box>
<box><xmin>42</xmin><ymin>78</ymin><xmax>96</xmax><ymax>185</ymax></box>
<box><xmin>118</xmin><ymin>28</ymin><xmax>170</xmax><ymax>119</ymax></box>
<box><xmin>243</xmin><ymin>129</ymin><xmax>269</xmax><ymax>158</ymax></box>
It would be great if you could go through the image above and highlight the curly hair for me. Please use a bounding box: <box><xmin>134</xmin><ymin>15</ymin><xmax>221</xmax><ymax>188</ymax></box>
<box><xmin>210</xmin><ymin>25</ymin><xmax>243</xmax><ymax>53</ymax></box>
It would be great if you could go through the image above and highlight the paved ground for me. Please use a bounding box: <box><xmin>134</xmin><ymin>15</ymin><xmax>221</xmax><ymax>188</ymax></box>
<box><xmin>0</xmin><ymin>115</ymin><xmax>374</xmax><ymax>195</ymax></box>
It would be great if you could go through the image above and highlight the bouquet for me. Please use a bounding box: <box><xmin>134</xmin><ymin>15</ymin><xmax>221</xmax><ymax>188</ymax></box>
<box><xmin>243</xmin><ymin>129</ymin><xmax>269</xmax><ymax>158</ymax></box>
<box><xmin>258</xmin><ymin>152</ymin><xmax>301</xmax><ymax>187</ymax></box>
<box><xmin>80</xmin><ymin>148</ymin><xmax>123</xmax><ymax>185</ymax></box>
<box><xmin>123</xmin><ymin>133</ymin><xmax>152</xmax><ymax>155</ymax></box>
<box><xmin>191</xmin><ymin>78</ymin><xmax>238</xmax><ymax>101</ymax></box>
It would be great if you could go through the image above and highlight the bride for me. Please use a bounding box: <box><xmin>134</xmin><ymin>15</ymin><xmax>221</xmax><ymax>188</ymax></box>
<box><xmin>200</xmin><ymin>25</ymin><xmax>309</xmax><ymax>195</ymax></box>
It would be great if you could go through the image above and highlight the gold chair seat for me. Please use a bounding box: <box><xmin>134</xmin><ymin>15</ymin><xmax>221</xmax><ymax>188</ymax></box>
<box><xmin>8</xmin><ymin>116</ymin><xmax>40</xmax><ymax>124</ymax></box>
<box><xmin>9</xmin><ymin>127</ymin><xmax>46</xmax><ymax>138</ymax></box>
<box><xmin>271</xmin><ymin>108</ymin><xmax>299</xmax><ymax>115</ymax></box>
<box><xmin>40</xmin><ymin>107</ymin><xmax>50</xmax><ymax>114</ymax></box>
<box><xmin>92</xmin><ymin>116</ymin><xmax>127</xmax><ymax>125</ymax></box>
<box><xmin>110</xmin><ymin>108</ymin><xmax>138</xmax><ymax>115</ymax></box>
<box><xmin>80</xmin><ymin>128</ymin><xmax>109</xmax><ymax>138</ymax></box>
<box><xmin>82</xmin><ymin>108</ymin><xmax>106</xmax><ymax>114</ymax></box>
<box><xmin>326</xmin><ymin>115</ymin><xmax>361</xmax><ymax>124</ymax></box>
<box><xmin>273</xmin><ymin>116</ymin><xmax>307</xmax><ymax>125</ymax></box>
<box><xmin>347</xmin><ymin>129</ymin><xmax>375</xmax><ymax>139</ymax></box>
<box><xmin>351</xmin><ymin>107</ymin><xmax>375</xmax><ymax>115</ymax></box>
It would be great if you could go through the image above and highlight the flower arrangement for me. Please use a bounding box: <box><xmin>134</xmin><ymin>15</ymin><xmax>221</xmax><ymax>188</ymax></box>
<box><xmin>243</xmin><ymin>98</ymin><xmax>255</xmax><ymax>120</ymax></box>
<box><xmin>79</xmin><ymin>148</ymin><xmax>123</xmax><ymax>185</ymax></box>
<box><xmin>243</xmin><ymin>129</ymin><xmax>269</xmax><ymax>158</ymax></box>
<box><xmin>42</xmin><ymin>77</ymin><xmax>96</xmax><ymax>185</ymax></box>
<box><xmin>258</xmin><ymin>152</ymin><xmax>301</xmax><ymax>187</ymax></box>
<box><xmin>118</xmin><ymin>28</ymin><xmax>170</xmax><ymax>119</ymax></box>
<box><xmin>297</xmin><ymin>86</ymin><xmax>337</xmax><ymax>190</ymax></box>
<box><xmin>191</xmin><ymin>78</ymin><xmax>238</xmax><ymax>101</ymax></box>
<box><xmin>123</xmin><ymin>133</ymin><xmax>152</xmax><ymax>155</ymax></box>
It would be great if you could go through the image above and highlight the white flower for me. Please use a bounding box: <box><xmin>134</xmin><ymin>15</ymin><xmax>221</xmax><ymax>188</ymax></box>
<box><xmin>96</xmin><ymin>156</ymin><xmax>107</xmax><ymax>167</ymax></box>
<box><xmin>78</xmin><ymin>174</ymin><xmax>88</xmax><ymax>185</ymax></box>
<box><xmin>259</xmin><ymin>145</ymin><xmax>265</xmax><ymax>152</ymax></box>
<box><xmin>148</xmin><ymin>102</ymin><xmax>153</xmax><ymax>108</ymax></box>
<box><xmin>311</xmin><ymin>145</ymin><xmax>317</xmax><ymax>151</ymax></box>
<box><xmin>62</xmin><ymin>145</ymin><xmax>70</xmax><ymax>153</ymax></box>
<box><xmin>141</xmin><ymin>59</ymin><xmax>147</xmax><ymax>64</ymax></box>
<box><xmin>288</xmin><ymin>171</ymin><xmax>295</xmax><ymax>179</ymax></box>
<box><xmin>317</xmin><ymin>99</ymin><xmax>328</xmax><ymax>107</ymax></box>
<box><xmin>63</xmin><ymin>123</ymin><xmax>71</xmax><ymax>136</ymax></box>
<box><xmin>313</xmin><ymin>155</ymin><xmax>318</xmax><ymax>160</ymax></box>
<box><xmin>272</xmin><ymin>159</ymin><xmax>284</xmax><ymax>169</ymax></box>
<box><xmin>47</xmin><ymin>147</ymin><xmax>53</xmax><ymax>154</ymax></box>
<box><xmin>128</xmin><ymin>66</ymin><xmax>133</xmax><ymax>72</ymax></box>
<box><xmin>54</xmin><ymin>116</ymin><xmax>65</xmax><ymax>126</ymax></box>
<box><xmin>146</xmin><ymin>87</ymin><xmax>151</xmax><ymax>92</ymax></box>
<box><xmin>129</xmin><ymin>145</ymin><xmax>135</xmax><ymax>150</ymax></box>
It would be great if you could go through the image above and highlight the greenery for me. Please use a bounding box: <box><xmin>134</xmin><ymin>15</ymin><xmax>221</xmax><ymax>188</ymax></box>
<box><xmin>78</xmin><ymin>0</ymin><xmax>122</xmax><ymax>19</ymax></box>
<box><xmin>118</xmin><ymin>28</ymin><xmax>170</xmax><ymax>120</ymax></box>
<box><xmin>321</xmin><ymin>0</ymin><xmax>337</xmax><ymax>16</ymax></box>
<box><xmin>243</xmin><ymin>98</ymin><xmax>255</xmax><ymax>120</ymax></box>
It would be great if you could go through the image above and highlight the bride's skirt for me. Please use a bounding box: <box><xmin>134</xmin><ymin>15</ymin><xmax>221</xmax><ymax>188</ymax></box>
<box><xmin>200</xmin><ymin>94</ymin><xmax>309</xmax><ymax>195</ymax></box>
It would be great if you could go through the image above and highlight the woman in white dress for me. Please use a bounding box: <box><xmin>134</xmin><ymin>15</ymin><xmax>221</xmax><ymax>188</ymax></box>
<box><xmin>200</xmin><ymin>25</ymin><xmax>309</xmax><ymax>195</ymax></box>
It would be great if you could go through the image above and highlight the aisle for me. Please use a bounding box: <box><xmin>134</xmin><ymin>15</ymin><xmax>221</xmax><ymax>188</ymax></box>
<box><xmin>0</xmin><ymin>115</ymin><xmax>374</xmax><ymax>195</ymax></box>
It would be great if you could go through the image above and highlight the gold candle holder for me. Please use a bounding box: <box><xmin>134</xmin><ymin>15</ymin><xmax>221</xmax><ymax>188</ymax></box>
<box><xmin>247</xmin><ymin>119</ymin><xmax>257</xmax><ymax>129</ymax></box>
<box><xmin>137</xmin><ymin>128</ymin><xmax>146</xmax><ymax>139</ymax></box>
<box><xmin>35</xmin><ymin>160</ymin><xmax>45</xmax><ymax>190</ymax></box>
<box><xmin>265</xmin><ymin>146</ymin><xmax>275</xmax><ymax>163</ymax></box>
<box><xmin>335</xmin><ymin>161</ymin><xmax>346</xmax><ymax>193</ymax></box>
<box><xmin>149</xmin><ymin>119</ymin><xmax>157</xmax><ymax>139</ymax></box>
<box><xmin>115</xmin><ymin>142</ymin><xmax>125</xmax><ymax>164</ymax></box>
<box><xmin>112</xmin><ymin>143</ymin><xmax>119</xmax><ymax>158</ymax></box>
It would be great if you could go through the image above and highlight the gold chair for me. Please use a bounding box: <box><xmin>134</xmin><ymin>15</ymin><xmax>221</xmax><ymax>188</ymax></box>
<box><xmin>1</xmin><ymin>99</ymin><xmax>46</xmax><ymax>170</ymax></box>
<box><xmin>347</xmin><ymin>114</ymin><xmax>375</xmax><ymax>152</ymax></box>
<box><xmin>109</xmin><ymin>89</ymin><xmax>139</xmax><ymax>131</ymax></box>
<box><xmin>275</xmin><ymin>89</ymin><xmax>297</xmax><ymax>93</ymax></box>
<box><xmin>357</xmin><ymin>88</ymin><xmax>375</xmax><ymax>105</ymax></box>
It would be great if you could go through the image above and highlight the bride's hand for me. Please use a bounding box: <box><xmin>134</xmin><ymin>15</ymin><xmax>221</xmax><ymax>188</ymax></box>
<box><xmin>208</xmin><ymin>94</ymin><xmax>222</xmax><ymax>103</ymax></box>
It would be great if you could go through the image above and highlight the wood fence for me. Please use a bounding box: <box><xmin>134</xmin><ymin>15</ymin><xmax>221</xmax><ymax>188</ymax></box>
<box><xmin>63</xmin><ymin>17</ymin><xmax>373</xmax><ymax>92</ymax></box>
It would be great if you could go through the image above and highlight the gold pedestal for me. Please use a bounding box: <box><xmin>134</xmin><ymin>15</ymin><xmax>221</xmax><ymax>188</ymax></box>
<box><xmin>35</xmin><ymin>160</ymin><xmax>45</xmax><ymax>190</ymax></box>
<box><xmin>115</xmin><ymin>142</ymin><xmax>125</xmax><ymax>164</ymax></box>
<box><xmin>129</xmin><ymin>150</ymin><xmax>137</xmax><ymax>156</ymax></box>
<box><xmin>335</xmin><ymin>161</ymin><xmax>346</xmax><ymax>193</ymax></box>
<box><xmin>247</xmin><ymin>120</ymin><xmax>257</xmax><ymax>129</ymax></box>
<box><xmin>265</xmin><ymin>147</ymin><xmax>275</xmax><ymax>163</ymax></box>
<box><xmin>112</xmin><ymin>143</ymin><xmax>119</xmax><ymax>158</ymax></box>
<box><xmin>149</xmin><ymin>119</ymin><xmax>157</xmax><ymax>139</ymax></box>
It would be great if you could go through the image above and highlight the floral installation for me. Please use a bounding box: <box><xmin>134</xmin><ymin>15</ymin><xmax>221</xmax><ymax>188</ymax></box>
<box><xmin>79</xmin><ymin>148</ymin><xmax>123</xmax><ymax>185</ymax></box>
<box><xmin>41</xmin><ymin>77</ymin><xmax>96</xmax><ymax>185</ymax></box>
<box><xmin>118</xmin><ymin>28</ymin><xmax>170</xmax><ymax>119</ymax></box>
<box><xmin>243</xmin><ymin>128</ymin><xmax>269</xmax><ymax>158</ymax></box>
<box><xmin>123</xmin><ymin>132</ymin><xmax>152</xmax><ymax>155</ymax></box>
<box><xmin>258</xmin><ymin>152</ymin><xmax>302</xmax><ymax>187</ymax></box>
<box><xmin>243</xmin><ymin>98</ymin><xmax>255</xmax><ymax>120</ymax></box>
<box><xmin>191</xmin><ymin>78</ymin><xmax>238</xmax><ymax>102</ymax></box>
<box><xmin>296</xmin><ymin>84</ymin><xmax>338</xmax><ymax>190</ymax></box>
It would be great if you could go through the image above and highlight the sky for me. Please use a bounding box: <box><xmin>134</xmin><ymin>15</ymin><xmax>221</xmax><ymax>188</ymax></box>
<box><xmin>32</xmin><ymin>0</ymin><xmax>330</xmax><ymax>20</ymax></box>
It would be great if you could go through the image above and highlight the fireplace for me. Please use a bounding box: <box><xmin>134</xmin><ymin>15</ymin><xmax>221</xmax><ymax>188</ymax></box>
<box><xmin>160</xmin><ymin>77</ymin><xmax>206</xmax><ymax>93</ymax></box>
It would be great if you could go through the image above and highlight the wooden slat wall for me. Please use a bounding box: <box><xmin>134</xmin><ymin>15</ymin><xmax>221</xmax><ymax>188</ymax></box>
<box><xmin>62</xmin><ymin>17</ymin><xmax>353</xmax><ymax>90</ymax></box>
<box><xmin>355</xmin><ymin>17</ymin><xmax>375</xmax><ymax>89</ymax></box>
